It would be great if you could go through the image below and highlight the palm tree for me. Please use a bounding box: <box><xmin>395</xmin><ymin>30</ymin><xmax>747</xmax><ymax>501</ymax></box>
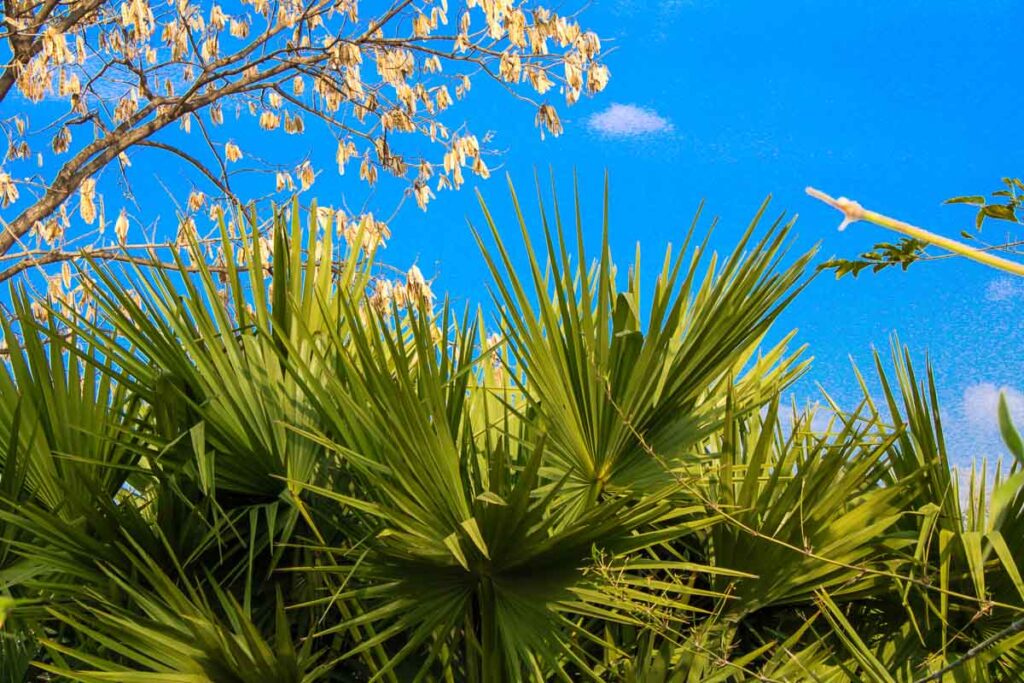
<box><xmin>0</xmin><ymin>181</ymin><xmax>1020</xmax><ymax>681</ymax></box>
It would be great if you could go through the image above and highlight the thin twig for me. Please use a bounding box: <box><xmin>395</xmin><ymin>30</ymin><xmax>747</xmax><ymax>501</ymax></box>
<box><xmin>912</xmin><ymin>616</ymin><xmax>1024</xmax><ymax>683</ymax></box>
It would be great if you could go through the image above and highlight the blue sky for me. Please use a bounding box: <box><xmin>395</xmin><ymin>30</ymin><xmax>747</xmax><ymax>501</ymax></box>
<box><xmin>12</xmin><ymin>0</ymin><xmax>1024</xmax><ymax>468</ymax></box>
<box><xmin>378</xmin><ymin>0</ymin><xmax>1024</xmax><ymax>468</ymax></box>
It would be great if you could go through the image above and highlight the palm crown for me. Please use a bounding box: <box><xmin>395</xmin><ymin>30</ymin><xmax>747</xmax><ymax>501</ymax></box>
<box><xmin>0</xmin><ymin>180</ymin><xmax>1022</xmax><ymax>681</ymax></box>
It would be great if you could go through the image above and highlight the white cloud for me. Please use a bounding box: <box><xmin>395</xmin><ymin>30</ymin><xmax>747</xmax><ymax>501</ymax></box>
<box><xmin>960</xmin><ymin>382</ymin><xmax>1024</xmax><ymax>431</ymax></box>
<box><xmin>614</xmin><ymin>0</ymin><xmax>708</xmax><ymax>15</ymax></box>
<box><xmin>587</xmin><ymin>103</ymin><xmax>674</xmax><ymax>138</ymax></box>
<box><xmin>985</xmin><ymin>277</ymin><xmax>1023</xmax><ymax>302</ymax></box>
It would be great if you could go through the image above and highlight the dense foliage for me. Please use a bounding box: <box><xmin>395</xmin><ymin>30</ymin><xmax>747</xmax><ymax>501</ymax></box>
<box><xmin>0</xmin><ymin>184</ymin><xmax>1022</xmax><ymax>681</ymax></box>
<box><xmin>0</xmin><ymin>0</ymin><xmax>609</xmax><ymax>284</ymax></box>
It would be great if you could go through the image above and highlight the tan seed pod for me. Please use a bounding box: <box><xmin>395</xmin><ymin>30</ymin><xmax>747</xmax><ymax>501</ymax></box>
<box><xmin>225</xmin><ymin>141</ymin><xmax>242</xmax><ymax>162</ymax></box>
<box><xmin>114</xmin><ymin>209</ymin><xmax>130</xmax><ymax>244</ymax></box>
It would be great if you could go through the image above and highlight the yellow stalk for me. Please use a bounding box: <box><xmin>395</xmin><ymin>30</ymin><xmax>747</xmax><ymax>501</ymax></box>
<box><xmin>806</xmin><ymin>187</ymin><xmax>1024</xmax><ymax>277</ymax></box>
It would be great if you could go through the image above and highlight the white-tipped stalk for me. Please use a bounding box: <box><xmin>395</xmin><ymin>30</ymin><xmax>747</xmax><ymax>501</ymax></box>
<box><xmin>807</xmin><ymin>186</ymin><xmax>1024</xmax><ymax>277</ymax></box>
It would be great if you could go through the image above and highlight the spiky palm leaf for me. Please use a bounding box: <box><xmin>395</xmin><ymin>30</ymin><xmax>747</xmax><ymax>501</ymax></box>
<box><xmin>0</xmin><ymin>183</ymin><xmax>1021</xmax><ymax>682</ymax></box>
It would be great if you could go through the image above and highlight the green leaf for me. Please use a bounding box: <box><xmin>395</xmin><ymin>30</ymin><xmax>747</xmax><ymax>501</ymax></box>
<box><xmin>443</xmin><ymin>532</ymin><xmax>470</xmax><ymax>570</ymax></box>
<box><xmin>943</xmin><ymin>195</ymin><xmax>986</xmax><ymax>206</ymax></box>
<box><xmin>981</xmin><ymin>203</ymin><xmax>1018</xmax><ymax>222</ymax></box>
<box><xmin>460</xmin><ymin>518</ymin><xmax>490</xmax><ymax>559</ymax></box>
<box><xmin>816</xmin><ymin>590</ymin><xmax>897</xmax><ymax>683</ymax></box>
<box><xmin>475</xmin><ymin>491</ymin><xmax>508</xmax><ymax>506</ymax></box>
<box><xmin>0</xmin><ymin>596</ymin><xmax>15</xmax><ymax>628</ymax></box>
<box><xmin>998</xmin><ymin>392</ymin><xmax>1024</xmax><ymax>465</ymax></box>
<box><xmin>988</xmin><ymin>531</ymin><xmax>1024</xmax><ymax>601</ymax></box>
